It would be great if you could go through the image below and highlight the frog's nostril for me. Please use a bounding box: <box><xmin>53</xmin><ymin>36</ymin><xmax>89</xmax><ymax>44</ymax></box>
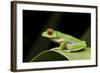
<box><xmin>47</xmin><ymin>28</ymin><xmax>53</xmax><ymax>35</ymax></box>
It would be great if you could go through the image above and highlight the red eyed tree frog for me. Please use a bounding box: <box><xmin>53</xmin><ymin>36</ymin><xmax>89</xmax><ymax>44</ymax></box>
<box><xmin>42</xmin><ymin>28</ymin><xmax>87</xmax><ymax>52</ymax></box>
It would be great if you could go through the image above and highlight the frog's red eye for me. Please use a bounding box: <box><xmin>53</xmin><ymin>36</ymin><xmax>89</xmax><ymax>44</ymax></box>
<box><xmin>47</xmin><ymin>28</ymin><xmax>53</xmax><ymax>35</ymax></box>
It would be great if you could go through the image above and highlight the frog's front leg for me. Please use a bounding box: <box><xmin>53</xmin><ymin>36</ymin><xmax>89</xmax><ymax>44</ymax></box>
<box><xmin>57</xmin><ymin>40</ymin><xmax>68</xmax><ymax>50</ymax></box>
<box><xmin>67</xmin><ymin>41</ymin><xmax>87</xmax><ymax>52</ymax></box>
<box><xmin>51</xmin><ymin>40</ymin><xmax>68</xmax><ymax>50</ymax></box>
<box><xmin>52</xmin><ymin>40</ymin><xmax>67</xmax><ymax>50</ymax></box>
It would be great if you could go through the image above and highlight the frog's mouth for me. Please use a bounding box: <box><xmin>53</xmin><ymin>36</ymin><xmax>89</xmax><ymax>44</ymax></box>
<box><xmin>52</xmin><ymin>39</ymin><xmax>64</xmax><ymax>44</ymax></box>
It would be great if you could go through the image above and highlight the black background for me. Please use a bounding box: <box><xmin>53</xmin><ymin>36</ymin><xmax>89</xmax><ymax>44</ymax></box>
<box><xmin>23</xmin><ymin>10</ymin><xmax>91</xmax><ymax>62</ymax></box>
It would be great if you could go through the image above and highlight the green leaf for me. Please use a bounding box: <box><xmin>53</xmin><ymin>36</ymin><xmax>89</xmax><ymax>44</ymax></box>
<box><xmin>31</xmin><ymin>47</ymin><xmax>91</xmax><ymax>62</ymax></box>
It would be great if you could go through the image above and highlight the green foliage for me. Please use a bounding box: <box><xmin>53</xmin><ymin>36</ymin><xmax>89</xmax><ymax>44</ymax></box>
<box><xmin>31</xmin><ymin>47</ymin><xmax>90</xmax><ymax>62</ymax></box>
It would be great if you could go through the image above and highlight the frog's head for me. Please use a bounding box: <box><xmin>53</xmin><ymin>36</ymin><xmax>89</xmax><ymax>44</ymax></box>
<box><xmin>42</xmin><ymin>28</ymin><xmax>57</xmax><ymax>39</ymax></box>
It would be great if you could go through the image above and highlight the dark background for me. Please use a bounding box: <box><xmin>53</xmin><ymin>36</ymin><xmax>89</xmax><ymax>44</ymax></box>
<box><xmin>23</xmin><ymin>10</ymin><xmax>91</xmax><ymax>62</ymax></box>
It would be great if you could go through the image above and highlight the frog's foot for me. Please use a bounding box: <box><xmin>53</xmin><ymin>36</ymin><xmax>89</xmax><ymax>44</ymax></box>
<box><xmin>50</xmin><ymin>47</ymin><xmax>60</xmax><ymax>50</ymax></box>
<box><xmin>63</xmin><ymin>50</ymin><xmax>72</xmax><ymax>52</ymax></box>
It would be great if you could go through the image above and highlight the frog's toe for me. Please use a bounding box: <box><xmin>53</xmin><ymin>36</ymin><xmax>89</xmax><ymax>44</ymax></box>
<box><xmin>64</xmin><ymin>50</ymin><xmax>72</xmax><ymax>52</ymax></box>
<box><xmin>50</xmin><ymin>47</ymin><xmax>59</xmax><ymax>50</ymax></box>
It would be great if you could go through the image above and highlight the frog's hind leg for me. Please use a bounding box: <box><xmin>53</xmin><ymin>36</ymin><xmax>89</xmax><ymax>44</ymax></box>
<box><xmin>67</xmin><ymin>41</ymin><xmax>87</xmax><ymax>52</ymax></box>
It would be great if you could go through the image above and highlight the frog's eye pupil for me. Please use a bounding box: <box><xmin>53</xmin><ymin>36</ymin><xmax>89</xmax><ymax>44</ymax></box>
<box><xmin>47</xmin><ymin>28</ymin><xmax>53</xmax><ymax>35</ymax></box>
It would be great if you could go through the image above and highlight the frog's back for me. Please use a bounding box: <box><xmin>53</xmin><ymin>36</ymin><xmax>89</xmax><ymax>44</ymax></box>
<box><xmin>56</xmin><ymin>31</ymin><xmax>81</xmax><ymax>42</ymax></box>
